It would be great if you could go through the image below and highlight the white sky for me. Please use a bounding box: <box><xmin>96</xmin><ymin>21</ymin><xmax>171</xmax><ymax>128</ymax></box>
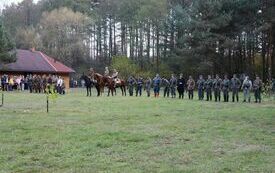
<box><xmin>0</xmin><ymin>0</ymin><xmax>39</xmax><ymax>10</ymax></box>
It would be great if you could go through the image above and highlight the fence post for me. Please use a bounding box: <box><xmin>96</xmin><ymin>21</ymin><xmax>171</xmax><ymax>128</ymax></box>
<box><xmin>47</xmin><ymin>95</ymin><xmax>49</xmax><ymax>113</ymax></box>
<box><xmin>0</xmin><ymin>93</ymin><xmax>3</xmax><ymax>107</ymax></box>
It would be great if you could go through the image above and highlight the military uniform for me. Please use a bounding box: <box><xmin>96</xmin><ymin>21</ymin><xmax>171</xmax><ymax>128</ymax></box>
<box><xmin>187</xmin><ymin>78</ymin><xmax>195</xmax><ymax>99</ymax></box>
<box><xmin>177</xmin><ymin>77</ymin><xmax>185</xmax><ymax>99</ymax></box>
<box><xmin>271</xmin><ymin>79</ymin><xmax>275</xmax><ymax>94</ymax></box>
<box><xmin>145</xmin><ymin>78</ymin><xmax>152</xmax><ymax>97</ymax></box>
<box><xmin>205</xmin><ymin>78</ymin><xmax>213</xmax><ymax>101</ymax></box>
<box><xmin>170</xmin><ymin>76</ymin><xmax>177</xmax><ymax>98</ymax></box>
<box><xmin>153</xmin><ymin>76</ymin><xmax>161</xmax><ymax>97</ymax></box>
<box><xmin>197</xmin><ymin>78</ymin><xmax>205</xmax><ymax>100</ymax></box>
<box><xmin>136</xmin><ymin>77</ymin><xmax>143</xmax><ymax>97</ymax></box>
<box><xmin>272</xmin><ymin>79</ymin><xmax>275</xmax><ymax>98</ymax></box>
<box><xmin>231</xmin><ymin>77</ymin><xmax>241</xmax><ymax>102</ymax></box>
<box><xmin>1</xmin><ymin>75</ymin><xmax>7</xmax><ymax>91</ymax></box>
<box><xmin>127</xmin><ymin>77</ymin><xmax>136</xmax><ymax>96</ymax></box>
<box><xmin>27</xmin><ymin>75</ymin><xmax>33</xmax><ymax>93</ymax></box>
<box><xmin>253</xmin><ymin>78</ymin><xmax>263</xmax><ymax>103</ymax></box>
<box><xmin>162</xmin><ymin>78</ymin><xmax>170</xmax><ymax>98</ymax></box>
<box><xmin>222</xmin><ymin>78</ymin><xmax>230</xmax><ymax>102</ymax></box>
<box><xmin>242</xmin><ymin>78</ymin><xmax>252</xmax><ymax>102</ymax></box>
<box><xmin>213</xmin><ymin>77</ymin><xmax>222</xmax><ymax>102</ymax></box>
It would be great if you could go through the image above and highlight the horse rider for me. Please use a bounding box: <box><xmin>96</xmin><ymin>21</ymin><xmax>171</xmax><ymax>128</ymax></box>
<box><xmin>112</xmin><ymin>69</ymin><xmax>121</xmax><ymax>86</ymax></box>
<box><xmin>88</xmin><ymin>67</ymin><xmax>97</xmax><ymax>84</ymax></box>
<box><xmin>104</xmin><ymin>67</ymin><xmax>109</xmax><ymax>77</ymax></box>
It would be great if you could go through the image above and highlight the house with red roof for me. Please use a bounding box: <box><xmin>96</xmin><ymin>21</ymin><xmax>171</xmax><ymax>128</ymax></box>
<box><xmin>0</xmin><ymin>49</ymin><xmax>75</xmax><ymax>89</ymax></box>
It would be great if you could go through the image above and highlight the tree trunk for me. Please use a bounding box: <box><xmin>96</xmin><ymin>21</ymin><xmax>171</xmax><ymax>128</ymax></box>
<box><xmin>109</xmin><ymin>18</ymin><xmax>112</xmax><ymax>64</ymax></box>
<box><xmin>262</xmin><ymin>33</ymin><xmax>267</xmax><ymax>81</ymax></box>
<box><xmin>139</xmin><ymin>23</ymin><xmax>144</xmax><ymax>62</ymax></box>
<box><xmin>156</xmin><ymin>26</ymin><xmax>160</xmax><ymax>73</ymax></box>
<box><xmin>271</xmin><ymin>24</ymin><xmax>275</xmax><ymax>78</ymax></box>
<box><xmin>113</xmin><ymin>22</ymin><xmax>117</xmax><ymax>56</ymax></box>
<box><xmin>129</xmin><ymin>26</ymin><xmax>134</xmax><ymax>59</ymax></box>
<box><xmin>146</xmin><ymin>22</ymin><xmax>150</xmax><ymax>61</ymax></box>
<box><xmin>121</xmin><ymin>23</ymin><xmax>126</xmax><ymax>56</ymax></box>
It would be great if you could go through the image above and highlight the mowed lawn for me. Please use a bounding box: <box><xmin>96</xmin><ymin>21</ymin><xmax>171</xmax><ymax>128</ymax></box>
<box><xmin>0</xmin><ymin>89</ymin><xmax>274</xmax><ymax>173</ymax></box>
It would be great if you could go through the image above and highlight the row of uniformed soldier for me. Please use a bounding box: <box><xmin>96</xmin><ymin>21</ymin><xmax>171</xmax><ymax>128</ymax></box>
<box><xmin>127</xmin><ymin>74</ymin><xmax>264</xmax><ymax>103</ymax></box>
<box><xmin>195</xmin><ymin>74</ymin><xmax>263</xmax><ymax>103</ymax></box>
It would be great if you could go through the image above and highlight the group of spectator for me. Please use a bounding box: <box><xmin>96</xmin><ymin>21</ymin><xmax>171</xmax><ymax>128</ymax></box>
<box><xmin>1</xmin><ymin>74</ymin><xmax>66</xmax><ymax>95</ymax></box>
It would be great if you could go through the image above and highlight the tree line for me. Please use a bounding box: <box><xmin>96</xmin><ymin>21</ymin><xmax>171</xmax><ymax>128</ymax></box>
<box><xmin>0</xmin><ymin>0</ymin><xmax>274</xmax><ymax>81</ymax></box>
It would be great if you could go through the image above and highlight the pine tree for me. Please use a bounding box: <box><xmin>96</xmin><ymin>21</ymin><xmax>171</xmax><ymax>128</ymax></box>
<box><xmin>0</xmin><ymin>20</ymin><xmax>16</xmax><ymax>64</ymax></box>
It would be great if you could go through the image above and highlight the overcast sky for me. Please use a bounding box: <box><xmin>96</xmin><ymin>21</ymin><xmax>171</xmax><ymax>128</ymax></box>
<box><xmin>0</xmin><ymin>0</ymin><xmax>39</xmax><ymax>10</ymax></box>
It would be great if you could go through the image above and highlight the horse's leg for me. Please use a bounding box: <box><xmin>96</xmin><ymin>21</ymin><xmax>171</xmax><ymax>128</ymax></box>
<box><xmin>96</xmin><ymin>86</ymin><xmax>100</xmax><ymax>97</ymax></box>
<box><xmin>121</xmin><ymin>85</ymin><xmax>126</xmax><ymax>96</ymax></box>
<box><xmin>120</xmin><ymin>86</ymin><xmax>123</xmax><ymax>96</ymax></box>
<box><xmin>101</xmin><ymin>86</ymin><xmax>104</xmax><ymax>96</ymax></box>
<box><xmin>86</xmin><ymin>87</ymin><xmax>88</xmax><ymax>96</ymax></box>
<box><xmin>89</xmin><ymin>87</ymin><xmax>92</xmax><ymax>97</ymax></box>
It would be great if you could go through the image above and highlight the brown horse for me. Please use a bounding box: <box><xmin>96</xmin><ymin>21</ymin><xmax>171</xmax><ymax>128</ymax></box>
<box><xmin>94</xmin><ymin>73</ymin><xmax>126</xmax><ymax>96</ymax></box>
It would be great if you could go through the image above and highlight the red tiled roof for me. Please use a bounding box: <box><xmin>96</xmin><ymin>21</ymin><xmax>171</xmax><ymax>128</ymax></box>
<box><xmin>0</xmin><ymin>49</ymin><xmax>75</xmax><ymax>73</ymax></box>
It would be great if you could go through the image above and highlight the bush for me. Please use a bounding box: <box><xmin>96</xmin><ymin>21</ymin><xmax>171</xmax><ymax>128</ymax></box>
<box><xmin>111</xmin><ymin>56</ymin><xmax>139</xmax><ymax>79</ymax></box>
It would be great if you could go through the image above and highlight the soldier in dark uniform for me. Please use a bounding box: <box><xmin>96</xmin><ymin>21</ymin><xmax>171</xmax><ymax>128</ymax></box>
<box><xmin>187</xmin><ymin>76</ymin><xmax>195</xmax><ymax>99</ymax></box>
<box><xmin>177</xmin><ymin>73</ymin><xmax>185</xmax><ymax>99</ymax></box>
<box><xmin>205</xmin><ymin>75</ymin><xmax>213</xmax><ymax>101</ymax></box>
<box><xmin>162</xmin><ymin>77</ymin><xmax>170</xmax><ymax>98</ymax></box>
<box><xmin>222</xmin><ymin>75</ymin><xmax>230</xmax><ymax>102</ymax></box>
<box><xmin>153</xmin><ymin>74</ymin><xmax>161</xmax><ymax>97</ymax></box>
<box><xmin>27</xmin><ymin>75</ymin><xmax>33</xmax><ymax>93</ymax></box>
<box><xmin>145</xmin><ymin>77</ymin><xmax>152</xmax><ymax>97</ymax></box>
<box><xmin>136</xmin><ymin>76</ymin><xmax>143</xmax><ymax>97</ymax></box>
<box><xmin>272</xmin><ymin>78</ymin><xmax>275</xmax><ymax>97</ymax></box>
<box><xmin>197</xmin><ymin>75</ymin><xmax>205</xmax><ymax>100</ymax></box>
<box><xmin>47</xmin><ymin>74</ymin><xmax>53</xmax><ymax>94</ymax></box>
<box><xmin>127</xmin><ymin>76</ymin><xmax>136</xmax><ymax>96</ymax></box>
<box><xmin>213</xmin><ymin>74</ymin><xmax>222</xmax><ymax>102</ymax></box>
<box><xmin>253</xmin><ymin>75</ymin><xmax>263</xmax><ymax>103</ymax></box>
<box><xmin>42</xmin><ymin>75</ymin><xmax>47</xmax><ymax>93</ymax></box>
<box><xmin>1</xmin><ymin>74</ymin><xmax>7</xmax><ymax>91</ymax></box>
<box><xmin>33</xmin><ymin>75</ymin><xmax>38</xmax><ymax>93</ymax></box>
<box><xmin>231</xmin><ymin>74</ymin><xmax>241</xmax><ymax>102</ymax></box>
<box><xmin>170</xmin><ymin>74</ymin><xmax>177</xmax><ymax>98</ymax></box>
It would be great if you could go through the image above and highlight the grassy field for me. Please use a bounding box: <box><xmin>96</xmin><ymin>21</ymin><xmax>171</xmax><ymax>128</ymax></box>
<box><xmin>0</xmin><ymin>89</ymin><xmax>274</xmax><ymax>173</ymax></box>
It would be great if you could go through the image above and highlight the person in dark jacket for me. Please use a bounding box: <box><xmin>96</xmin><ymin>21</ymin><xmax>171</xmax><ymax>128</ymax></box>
<box><xmin>231</xmin><ymin>74</ymin><xmax>241</xmax><ymax>102</ymax></box>
<box><xmin>186</xmin><ymin>75</ymin><xmax>195</xmax><ymax>100</ymax></box>
<box><xmin>162</xmin><ymin>77</ymin><xmax>170</xmax><ymax>98</ymax></box>
<box><xmin>253</xmin><ymin>75</ymin><xmax>263</xmax><ymax>103</ymax></box>
<box><xmin>170</xmin><ymin>74</ymin><xmax>177</xmax><ymax>98</ymax></box>
<box><xmin>213</xmin><ymin>74</ymin><xmax>222</xmax><ymax>102</ymax></box>
<box><xmin>205</xmin><ymin>75</ymin><xmax>213</xmax><ymax>101</ymax></box>
<box><xmin>197</xmin><ymin>75</ymin><xmax>205</xmax><ymax>100</ymax></box>
<box><xmin>177</xmin><ymin>73</ymin><xmax>185</xmax><ymax>99</ymax></box>
<box><xmin>222</xmin><ymin>75</ymin><xmax>230</xmax><ymax>102</ymax></box>
<box><xmin>127</xmin><ymin>76</ymin><xmax>136</xmax><ymax>96</ymax></box>
<box><xmin>136</xmin><ymin>76</ymin><xmax>143</xmax><ymax>97</ymax></box>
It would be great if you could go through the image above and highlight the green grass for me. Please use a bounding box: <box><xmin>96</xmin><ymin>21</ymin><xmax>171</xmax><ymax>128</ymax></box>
<box><xmin>0</xmin><ymin>89</ymin><xmax>274</xmax><ymax>173</ymax></box>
